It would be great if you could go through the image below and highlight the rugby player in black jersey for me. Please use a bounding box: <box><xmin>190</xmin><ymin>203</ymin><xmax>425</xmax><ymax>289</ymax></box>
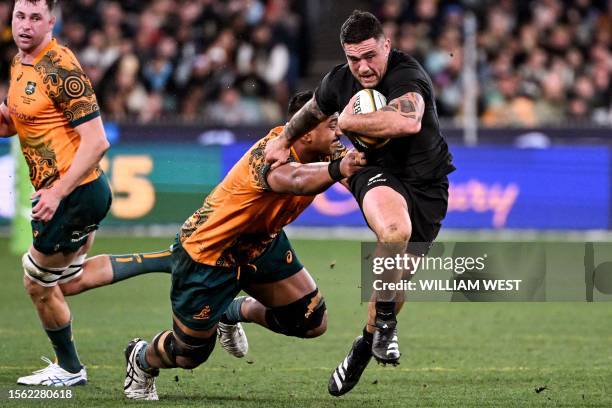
<box><xmin>265</xmin><ymin>10</ymin><xmax>455</xmax><ymax>396</ymax></box>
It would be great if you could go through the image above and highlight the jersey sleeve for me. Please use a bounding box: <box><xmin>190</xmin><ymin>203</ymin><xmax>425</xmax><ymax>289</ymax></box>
<box><xmin>248</xmin><ymin>137</ymin><xmax>273</xmax><ymax>192</ymax></box>
<box><xmin>314</xmin><ymin>67</ymin><xmax>342</xmax><ymax>116</ymax></box>
<box><xmin>38</xmin><ymin>49</ymin><xmax>101</xmax><ymax>127</ymax></box>
<box><xmin>385</xmin><ymin>64</ymin><xmax>431</xmax><ymax>102</ymax></box>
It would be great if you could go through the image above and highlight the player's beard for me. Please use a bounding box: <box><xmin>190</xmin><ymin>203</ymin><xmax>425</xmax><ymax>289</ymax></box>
<box><xmin>15</xmin><ymin>34</ymin><xmax>42</xmax><ymax>54</ymax></box>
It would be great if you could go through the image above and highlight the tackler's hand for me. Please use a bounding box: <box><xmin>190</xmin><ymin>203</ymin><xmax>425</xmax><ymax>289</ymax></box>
<box><xmin>339</xmin><ymin>149</ymin><xmax>366</xmax><ymax>179</ymax></box>
<box><xmin>264</xmin><ymin>129</ymin><xmax>292</xmax><ymax>170</ymax></box>
<box><xmin>338</xmin><ymin>94</ymin><xmax>358</xmax><ymax>133</ymax></box>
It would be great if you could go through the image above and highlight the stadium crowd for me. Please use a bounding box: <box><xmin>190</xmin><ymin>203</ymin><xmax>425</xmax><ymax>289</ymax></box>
<box><xmin>0</xmin><ymin>0</ymin><xmax>610</xmax><ymax>126</ymax></box>
<box><xmin>373</xmin><ymin>0</ymin><xmax>612</xmax><ymax>126</ymax></box>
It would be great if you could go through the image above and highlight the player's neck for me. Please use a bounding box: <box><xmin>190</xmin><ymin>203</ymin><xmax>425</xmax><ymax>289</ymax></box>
<box><xmin>19</xmin><ymin>35</ymin><xmax>53</xmax><ymax>65</ymax></box>
<box><xmin>293</xmin><ymin>145</ymin><xmax>316</xmax><ymax>163</ymax></box>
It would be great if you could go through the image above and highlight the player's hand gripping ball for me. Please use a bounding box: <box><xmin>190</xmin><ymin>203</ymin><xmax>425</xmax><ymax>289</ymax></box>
<box><xmin>345</xmin><ymin>89</ymin><xmax>390</xmax><ymax>151</ymax></box>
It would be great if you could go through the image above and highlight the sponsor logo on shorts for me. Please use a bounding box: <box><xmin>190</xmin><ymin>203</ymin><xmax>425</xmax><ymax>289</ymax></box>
<box><xmin>70</xmin><ymin>224</ymin><xmax>97</xmax><ymax>243</ymax></box>
<box><xmin>367</xmin><ymin>173</ymin><xmax>387</xmax><ymax>186</ymax></box>
<box><xmin>71</xmin><ymin>231</ymin><xmax>91</xmax><ymax>243</ymax></box>
<box><xmin>193</xmin><ymin>305</ymin><xmax>211</xmax><ymax>320</ymax></box>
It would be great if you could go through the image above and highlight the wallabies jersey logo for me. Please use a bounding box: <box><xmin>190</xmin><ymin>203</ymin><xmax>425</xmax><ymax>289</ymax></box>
<box><xmin>25</xmin><ymin>81</ymin><xmax>37</xmax><ymax>95</ymax></box>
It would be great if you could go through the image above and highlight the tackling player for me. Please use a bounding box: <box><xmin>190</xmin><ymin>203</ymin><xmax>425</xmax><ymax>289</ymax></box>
<box><xmin>264</xmin><ymin>10</ymin><xmax>455</xmax><ymax>396</ymax></box>
<box><xmin>0</xmin><ymin>0</ymin><xmax>115</xmax><ymax>386</ymax></box>
<box><xmin>120</xmin><ymin>91</ymin><xmax>366</xmax><ymax>400</ymax></box>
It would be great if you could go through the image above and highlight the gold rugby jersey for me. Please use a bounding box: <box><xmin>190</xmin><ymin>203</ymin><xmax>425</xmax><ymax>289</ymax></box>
<box><xmin>6</xmin><ymin>38</ymin><xmax>101</xmax><ymax>190</ymax></box>
<box><xmin>180</xmin><ymin>126</ymin><xmax>345</xmax><ymax>267</ymax></box>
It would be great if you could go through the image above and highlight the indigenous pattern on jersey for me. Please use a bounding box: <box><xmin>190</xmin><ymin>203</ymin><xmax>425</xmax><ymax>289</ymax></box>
<box><xmin>180</xmin><ymin>126</ymin><xmax>345</xmax><ymax>267</ymax></box>
<box><xmin>7</xmin><ymin>38</ymin><xmax>101</xmax><ymax>190</ymax></box>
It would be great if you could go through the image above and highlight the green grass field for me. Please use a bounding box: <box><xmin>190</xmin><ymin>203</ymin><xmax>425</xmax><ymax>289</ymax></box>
<box><xmin>1</xmin><ymin>237</ymin><xmax>610</xmax><ymax>407</ymax></box>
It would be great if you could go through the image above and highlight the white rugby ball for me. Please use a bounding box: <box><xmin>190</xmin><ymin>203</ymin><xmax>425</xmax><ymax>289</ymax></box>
<box><xmin>349</xmin><ymin>89</ymin><xmax>390</xmax><ymax>151</ymax></box>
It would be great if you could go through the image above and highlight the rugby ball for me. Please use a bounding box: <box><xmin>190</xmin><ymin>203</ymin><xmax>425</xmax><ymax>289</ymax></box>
<box><xmin>347</xmin><ymin>89</ymin><xmax>390</xmax><ymax>151</ymax></box>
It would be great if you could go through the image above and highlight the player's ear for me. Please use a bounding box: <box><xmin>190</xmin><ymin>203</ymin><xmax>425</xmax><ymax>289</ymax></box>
<box><xmin>49</xmin><ymin>13</ymin><xmax>57</xmax><ymax>28</ymax></box>
<box><xmin>302</xmin><ymin>132</ymin><xmax>312</xmax><ymax>144</ymax></box>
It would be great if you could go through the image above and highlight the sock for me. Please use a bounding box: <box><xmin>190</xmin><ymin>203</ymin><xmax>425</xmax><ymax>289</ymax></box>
<box><xmin>136</xmin><ymin>342</ymin><xmax>151</xmax><ymax>370</ymax></box>
<box><xmin>375</xmin><ymin>301</ymin><xmax>396</xmax><ymax>321</ymax></box>
<box><xmin>45</xmin><ymin>320</ymin><xmax>82</xmax><ymax>374</ymax></box>
<box><xmin>362</xmin><ymin>326</ymin><xmax>374</xmax><ymax>345</ymax></box>
<box><xmin>357</xmin><ymin>327</ymin><xmax>374</xmax><ymax>355</ymax></box>
<box><xmin>220</xmin><ymin>296</ymin><xmax>247</xmax><ymax>324</ymax></box>
<box><xmin>110</xmin><ymin>249</ymin><xmax>172</xmax><ymax>284</ymax></box>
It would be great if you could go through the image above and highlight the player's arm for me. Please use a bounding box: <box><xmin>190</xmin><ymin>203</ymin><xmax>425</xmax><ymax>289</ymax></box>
<box><xmin>265</xmin><ymin>97</ymin><xmax>329</xmax><ymax>168</ymax></box>
<box><xmin>0</xmin><ymin>102</ymin><xmax>16</xmax><ymax>137</ymax></box>
<box><xmin>31</xmin><ymin>116</ymin><xmax>109</xmax><ymax>221</ymax></box>
<box><xmin>266</xmin><ymin>149</ymin><xmax>365</xmax><ymax>195</ymax></box>
<box><xmin>54</xmin><ymin>116</ymin><xmax>109</xmax><ymax>197</ymax></box>
<box><xmin>338</xmin><ymin>91</ymin><xmax>425</xmax><ymax>138</ymax></box>
<box><xmin>281</xmin><ymin>97</ymin><xmax>329</xmax><ymax>145</ymax></box>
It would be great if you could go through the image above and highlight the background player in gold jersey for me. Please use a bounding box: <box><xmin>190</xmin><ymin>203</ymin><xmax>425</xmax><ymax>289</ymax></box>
<box><xmin>0</xmin><ymin>0</ymin><xmax>113</xmax><ymax>386</ymax></box>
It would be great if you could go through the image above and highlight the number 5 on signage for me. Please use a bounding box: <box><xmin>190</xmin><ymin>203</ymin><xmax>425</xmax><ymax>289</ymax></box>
<box><xmin>100</xmin><ymin>155</ymin><xmax>155</xmax><ymax>219</ymax></box>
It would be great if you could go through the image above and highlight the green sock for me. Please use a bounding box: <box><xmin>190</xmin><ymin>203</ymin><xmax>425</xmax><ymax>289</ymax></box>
<box><xmin>220</xmin><ymin>296</ymin><xmax>247</xmax><ymax>324</ymax></box>
<box><xmin>110</xmin><ymin>249</ymin><xmax>172</xmax><ymax>284</ymax></box>
<box><xmin>45</xmin><ymin>320</ymin><xmax>82</xmax><ymax>374</ymax></box>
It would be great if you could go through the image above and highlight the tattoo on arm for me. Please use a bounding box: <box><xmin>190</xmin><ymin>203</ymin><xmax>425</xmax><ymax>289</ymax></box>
<box><xmin>382</xmin><ymin>92</ymin><xmax>425</xmax><ymax>122</ymax></box>
<box><xmin>284</xmin><ymin>98</ymin><xmax>328</xmax><ymax>143</ymax></box>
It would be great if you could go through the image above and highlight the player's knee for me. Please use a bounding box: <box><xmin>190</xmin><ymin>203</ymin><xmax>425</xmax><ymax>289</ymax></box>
<box><xmin>265</xmin><ymin>289</ymin><xmax>327</xmax><ymax>339</ymax></box>
<box><xmin>303</xmin><ymin>310</ymin><xmax>327</xmax><ymax>338</ymax></box>
<box><xmin>377</xmin><ymin>222</ymin><xmax>411</xmax><ymax>243</ymax></box>
<box><xmin>173</xmin><ymin>335</ymin><xmax>215</xmax><ymax>369</ymax></box>
<box><xmin>151</xmin><ymin>328</ymin><xmax>216</xmax><ymax>370</ymax></box>
<box><xmin>23</xmin><ymin>274</ymin><xmax>43</xmax><ymax>297</ymax></box>
<box><xmin>172</xmin><ymin>323</ymin><xmax>216</xmax><ymax>369</ymax></box>
<box><xmin>22</xmin><ymin>252</ymin><xmax>67</xmax><ymax>290</ymax></box>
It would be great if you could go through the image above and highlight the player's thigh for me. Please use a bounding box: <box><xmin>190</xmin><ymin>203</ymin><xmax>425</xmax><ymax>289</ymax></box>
<box><xmin>170</xmin><ymin>241</ymin><xmax>241</xmax><ymax>333</ymax></box>
<box><xmin>362</xmin><ymin>185</ymin><xmax>411</xmax><ymax>242</ymax></box>
<box><xmin>243</xmin><ymin>268</ymin><xmax>318</xmax><ymax>307</ymax></box>
<box><xmin>241</xmin><ymin>230</ymin><xmax>315</xmax><ymax>306</ymax></box>
<box><xmin>349</xmin><ymin>168</ymin><xmax>412</xmax><ymax>241</ymax></box>
<box><xmin>31</xmin><ymin>174</ymin><xmax>111</xmax><ymax>256</ymax></box>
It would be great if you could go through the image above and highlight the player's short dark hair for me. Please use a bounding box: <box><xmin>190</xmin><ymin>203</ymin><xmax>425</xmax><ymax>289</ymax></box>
<box><xmin>14</xmin><ymin>0</ymin><xmax>57</xmax><ymax>12</ymax></box>
<box><xmin>340</xmin><ymin>10</ymin><xmax>384</xmax><ymax>45</ymax></box>
<box><xmin>287</xmin><ymin>91</ymin><xmax>313</xmax><ymax>120</ymax></box>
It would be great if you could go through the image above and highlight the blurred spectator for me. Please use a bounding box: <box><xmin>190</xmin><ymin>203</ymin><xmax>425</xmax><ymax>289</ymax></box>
<box><xmin>374</xmin><ymin>0</ymin><xmax>611</xmax><ymax>126</ymax></box>
<box><xmin>204</xmin><ymin>86</ymin><xmax>261</xmax><ymax>126</ymax></box>
<box><xmin>0</xmin><ymin>0</ymin><xmax>303</xmax><ymax>125</ymax></box>
<box><xmin>0</xmin><ymin>0</ymin><xmax>610</xmax><ymax>126</ymax></box>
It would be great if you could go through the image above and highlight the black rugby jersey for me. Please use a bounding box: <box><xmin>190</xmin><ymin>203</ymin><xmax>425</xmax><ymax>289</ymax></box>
<box><xmin>314</xmin><ymin>49</ymin><xmax>455</xmax><ymax>181</ymax></box>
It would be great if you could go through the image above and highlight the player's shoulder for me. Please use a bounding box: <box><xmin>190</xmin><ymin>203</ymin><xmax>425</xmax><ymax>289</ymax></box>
<box><xmin>54</xmin><ymin>42</ymin><xmax>83</xmax><ymax>67</ymax></box>
<box><xmin>324</xmin><ymin>61</ymin><xmax>353</xmax><ymax>84</ymax></box>
<box><xmin>245</xmin><ymin>126</ymin><xmax>285</xmax><ymax>190</ymax></box>
<box><xmin>388</xmin><ymin>49</ymin><xmax>427</xmax><ymax>78</ymax></box>
<box><xmin>250</xmin><ymin>126</ymin><xmax>284</xmax><ymax>155</ymax></box>
<box><xmin>34</xmin><ymin>39</ymin><xmax>84</xmax><ymax>74</ymax></box>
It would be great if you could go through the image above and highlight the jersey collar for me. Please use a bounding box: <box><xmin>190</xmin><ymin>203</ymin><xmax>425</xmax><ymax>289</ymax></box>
<box><xmin>289</xmin><ymin>146</ymin><xmax>302</xmax><ymax>163</ymax></box>
<box><xmin>23</xmin><ymin>38</ymin><xmax>56</xmax><ymax>66</ymax></box>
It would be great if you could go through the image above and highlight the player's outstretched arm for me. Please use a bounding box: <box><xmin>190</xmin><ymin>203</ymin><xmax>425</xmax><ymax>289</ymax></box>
<box><xmin>32</xmin><ymin>116</ymin><xmax>109</xmax><ymax>222</ymax></box>
<box><xmin>338</xmin><ymin>91</ymin><xmax>425</xmax><ymax>139</ymax></box>
<box><xmin>0</xmin><ymin>102</ymin><xmax>16</xmax><ymax>137</ymax></box>
<box><xmin>267</xmin><ymin>149</ymin><xmax>365</xmax><ymax>195</ymax></box>
<box><xmin>265</xmin><ymin>97</ymin><xmax>329</xmax><ymax>168</ymax></box>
